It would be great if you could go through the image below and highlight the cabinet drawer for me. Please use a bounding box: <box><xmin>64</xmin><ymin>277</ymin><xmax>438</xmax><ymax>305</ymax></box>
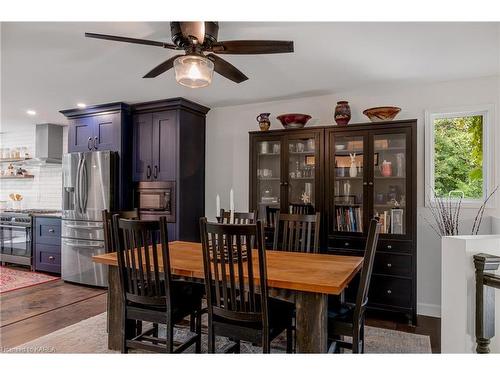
<box><xmin>329</xmin><ymin>237</ymin><xmax>365</xmax><ymax>251</ymax></box>
<box><xmin>374</xmin><ymin>253</ymin><xmax>412</xmax><ymax>277</ymax></box>
<box><xmin>35</xmin><ymin>244</ymin><xmax>61</xmax><ymax>274</ymax></box>
<box><xmin>35</xmin><ymin>218</ymin><xmax>61</xmax><ymax>245</ymax></box>
<box><xmin>377</xmin><ymin>240</ymin><xmax>412</xmax><ymax>254</ymax></box>
<box><xmin>369</xmin><ymin>275</ymin><xmax>412</xmax><ymax>308</ymax></box>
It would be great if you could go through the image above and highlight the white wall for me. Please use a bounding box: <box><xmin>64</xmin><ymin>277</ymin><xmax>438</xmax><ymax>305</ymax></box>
<box><xmin>0</xmin><ymin>125</ymin><xmax>67</xmax><ymax>210</ymax></box>
<box><xmin>206</xmin><ymin>75</ymin><xmax>500</xmax><ymax>317</ymax></box>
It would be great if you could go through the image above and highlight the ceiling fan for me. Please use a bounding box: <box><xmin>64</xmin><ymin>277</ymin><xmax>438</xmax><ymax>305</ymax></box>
<box><xmin>85</xmin><ymin>22</ymin><xmax>294</xmax><ymax>88</ymax></box>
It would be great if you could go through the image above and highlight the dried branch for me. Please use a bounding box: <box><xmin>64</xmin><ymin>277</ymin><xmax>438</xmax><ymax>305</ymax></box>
<box><xmin>472</xmin><ymin>185</ymin><xmax>498</xmax><ymax>235</ymax></box>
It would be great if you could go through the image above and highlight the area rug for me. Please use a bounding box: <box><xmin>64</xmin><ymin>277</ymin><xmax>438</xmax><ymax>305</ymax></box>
<box><xmin>0</xmin><ymin>266</ymin><xmax>59</xmax><ymax>294</ymax></box>
<box><xmin>11</xmin><ymin>312</ymin><xmax>432</xmax><ymax>354</ymax></box>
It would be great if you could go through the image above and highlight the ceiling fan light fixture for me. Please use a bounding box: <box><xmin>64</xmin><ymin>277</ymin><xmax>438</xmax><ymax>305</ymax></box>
<box><xmin>173</xmin><ymin>54</ymin><xmax>214</xmax><ymax>88</ymax></box>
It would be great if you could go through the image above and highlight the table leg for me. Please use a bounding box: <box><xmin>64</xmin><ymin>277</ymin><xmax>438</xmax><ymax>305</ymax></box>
<box><xmin>107</xmin><ymin>266</ymin><xmax>123</xmax><ymax>351</ymax></box>
<box><xmin>295</xmin><ymin>291</ymin><xmax>328</xmax><ymax>353</ymax></box>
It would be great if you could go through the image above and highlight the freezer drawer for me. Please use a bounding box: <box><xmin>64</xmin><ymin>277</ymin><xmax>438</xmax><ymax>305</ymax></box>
<box><xmin>62</xmin><ymin>220</ymin><xmax>104</xmax><ymax>241</ymax></box>
<box><xmin>61</xmin><ymin>238</ymin><xmax>107</xmax><ymax>287</ymax></box>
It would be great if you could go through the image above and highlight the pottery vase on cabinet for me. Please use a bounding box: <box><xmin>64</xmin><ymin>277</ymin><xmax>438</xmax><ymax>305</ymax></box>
<box><xmin>256</xmin><ymin>113</ymin><xmax>271</xmax><ymax>131</ymax></box>
<box><xmin>334</xmin><ymin>101</ymin><xmax>351</xmax><ymax>126</ymax></box>
<box><xmin>349</xmin><ymin>153</ymin><xmax>358</xmax><ymax>177</ymax></box>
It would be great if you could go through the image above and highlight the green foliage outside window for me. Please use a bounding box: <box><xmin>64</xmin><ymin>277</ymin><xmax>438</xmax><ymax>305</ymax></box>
<box><xmin>434</xmin><ymin>115</ymin><xmax>483</xmax><ymax>199</ymax></box>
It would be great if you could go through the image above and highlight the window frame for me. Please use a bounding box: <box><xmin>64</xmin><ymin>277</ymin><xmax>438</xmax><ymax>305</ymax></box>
<box><xmin>425</xmin><ymin>105</ymin><xmax>495</xmax><ymax>208</ymax></box>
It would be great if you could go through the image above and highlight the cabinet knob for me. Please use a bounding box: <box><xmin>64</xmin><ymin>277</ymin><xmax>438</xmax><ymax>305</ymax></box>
<box><xmin>48</xmin><ymin>256</ymin><xmax>55</xmax><ymax>261</ymax></box>
<box><xmin>368</xmin><ymin>181</ymin><xmax>373</xmax><ymax>186</ymax></box>
<box><xmin>153</xmin><ymin>165</ymin><xmax>158</xmax><ymax>179</ymax></box>
<box><xmin>387</xmin><ymin>263</ymin><xmax>392</xmax><ymax>268</ymax></box>
<box><xmin>48</xmin><ymin>229</ymin><xmax>55</xmax><ymax>233</ymax></box>
<box><xmin>87</xmin><ymin>137</ymin><xmax>92</xmax><ymax>150</ymax></box>
<box><xmin>344</xmin><ymin>242</ymin><xmax>350</xmax><ymax>247</ymax></box>
<box><xmin>386</xmin><ymin>289</ymin><xmax>392</xmax><ymax>295</ymax></box>
<box><xmin>94</xmin><ymin>136</ymin><xmax>98</xmax><ymax>150</ymax></box>
<box><xmin>387</xmin><ymin>245</ymin><xmax>392</xmax><ymax>249</ymax></box>
<box><xmin>363</xmin><ymin>182</ymin><xmax>367</xmax><ymax>186</ymax></box>
<box><xmin>146</xmin><ymin>165</ymin><xmax>152</xmax><ymax>179</ymax></box>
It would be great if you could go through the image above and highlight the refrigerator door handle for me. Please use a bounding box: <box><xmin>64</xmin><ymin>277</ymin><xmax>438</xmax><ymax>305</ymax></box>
<box><xmin>75</xmin><ymin>156</ymin><xmax>83</xmax><ymax>214</ymax></box>
<box><xmin>63</xmin><ymin>240</ymin><xmax>103</xmax><ymax>249</ymax></box>
<box><xmin>81</xmin><ymin>158</ymin><xmax>89</xmax><ymax>213</ymax></box>
<box><xmin>64</xmin><ymin>223</ymin><xmax>103</xmax><ymax>230</ymax></box>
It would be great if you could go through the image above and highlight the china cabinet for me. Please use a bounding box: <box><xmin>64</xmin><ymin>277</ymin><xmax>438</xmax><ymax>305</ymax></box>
<box><xmin>249</xmin><ymin>119</ymin><xmax>417</xmax><ymax>323</ymax></box>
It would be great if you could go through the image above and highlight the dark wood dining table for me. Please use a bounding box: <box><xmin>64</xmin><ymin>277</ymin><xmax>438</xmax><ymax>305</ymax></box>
<box><xmin>92</xmin><ymin>241</ymin><xmax>363</xmax><ymax>353</ymax></box>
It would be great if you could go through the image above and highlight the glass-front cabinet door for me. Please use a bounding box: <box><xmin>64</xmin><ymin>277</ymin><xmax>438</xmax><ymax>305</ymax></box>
<box><xmin>371</xmin><ymin>130</ymin><xmax>411</xmax><ymax>237</ymax></box>
<box><xmin>253</xmin><ymin>138</ymin><xmax>283</xmax><ymax>223</ymax></box>
<box><xmin>284</xmin><ymin>132</ymin><xmax>321</xmax><ymax>214</ymax></box>
<box><xmin>329</xmin><ymin>133</ymin><xmax>367</xmax><ymax>234</ymax></box>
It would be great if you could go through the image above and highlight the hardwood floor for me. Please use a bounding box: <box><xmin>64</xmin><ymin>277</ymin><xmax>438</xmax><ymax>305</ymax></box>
<box><xmin>0</xmin><ymin>280</ymin><xmax>441</xmax><ymax>353</ymax></box>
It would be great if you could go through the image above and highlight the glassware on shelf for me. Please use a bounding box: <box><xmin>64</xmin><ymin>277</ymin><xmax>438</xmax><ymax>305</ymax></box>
<box><xmin>396</xmin><ymin>153</ymin><xmax>405</xmax><ymax>177</ymax></box>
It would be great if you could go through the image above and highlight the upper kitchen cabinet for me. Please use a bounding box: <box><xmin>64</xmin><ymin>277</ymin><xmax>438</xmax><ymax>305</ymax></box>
<box><xmin>61</xmin><ymin>102</ymin><xmax>130</xmax><ymax>153</ymax></box>
<box><xmin>60</xmin><ymin>102</ymin><xmax>133</xmax><ymax>209</ymax></box>
<box><xmin>131</xmin><ymin>98</ymin><xmax>209</xmax><ymax>182</ymax></box>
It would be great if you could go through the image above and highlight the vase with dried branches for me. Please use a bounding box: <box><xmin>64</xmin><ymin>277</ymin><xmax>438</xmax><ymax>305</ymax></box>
<box><xmin>425</xmin><ymin>186</ymin><xmax>498</xmax><ymax>236</ymax></box>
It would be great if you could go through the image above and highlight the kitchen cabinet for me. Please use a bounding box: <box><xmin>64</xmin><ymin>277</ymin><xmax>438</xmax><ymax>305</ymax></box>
<box><xmin>132</xmin><ymin>110</ymin><xmax>177</xmax><ymax>181</ymax></box>
<box><xmin>248</xmin><ymin>119</ymin><xmax>417</xmax><ymax>324</ymax></box>
<box><xmin>33</xmin><ymin>216</ymin><xmax>61</xmax><ymax>274</ymax></box>
<box><xmin>60</xmin><ymin>102</ymin><xmax>133</xmax><ymax>209</ymax></box>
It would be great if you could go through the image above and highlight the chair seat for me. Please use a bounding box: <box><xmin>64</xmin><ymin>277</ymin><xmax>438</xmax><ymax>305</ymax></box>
<box><xmin>126</xmin><ymin>281</ymin><xmax>204</xmax><ymax>324</ymax></box>
<box><xmin>212</xmin><ymin>297</ymin><xmax>294</xmax><ymax>344</ymax></box>
<box><xmin>327</xmin><ymin>303</ymin><xmax>356</xmax><ymax>338</ymax></box>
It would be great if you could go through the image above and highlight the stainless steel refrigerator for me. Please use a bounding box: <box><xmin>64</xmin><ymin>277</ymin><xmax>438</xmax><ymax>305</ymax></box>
<box><xmin>61</xmin><ymin>151</ymin><xmax>116</xmax><ymax>287</ymax></box>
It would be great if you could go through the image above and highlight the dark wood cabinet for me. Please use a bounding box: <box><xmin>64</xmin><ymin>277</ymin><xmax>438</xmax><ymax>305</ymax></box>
<box><xmin>61</xmin><ymin>102</ymin><xmax>133</xmax><ymax>209</ymax></box>
<box><xmin>132</xmin><ymin>98</ymin><xmax>209</xmax><ymax>242</ymax></box>
<box><xmin>249</xmin><ymin>119</ymin><xmax>417</xmax><ymax>323</ymax></box>
<box><xmin>33</xmin><ymin>217</ymin><xmax>61</xmax><ymax>274</ymax></box>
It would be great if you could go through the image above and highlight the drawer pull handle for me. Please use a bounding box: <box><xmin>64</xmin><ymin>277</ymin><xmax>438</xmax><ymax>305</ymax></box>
<box><xmin>48</xmin><ymin>229</ymin><xmax>55</xmax><ymax>233</ymax></box>
<box><xmin>386</xmin><ymin>289</ymin><xmax>392</xmax><ymax>295</ymax></box>
<box><xmin>344</xmin><ymin>242</ymin><xmax>350</xmax><ymax>247</ymax></box>
<box><xmin>387</xmin><ymin>245</ymin><xmax>392</xmax><ymax>249</ymax></box>
<box><xmin>387</xmin><ymin>263</ymin><xmax>392</xmax><ymax>268</ymax></box>
<box><xmin>48</xmin><ymin>256</ymin><xmax>55</xmax><ymax>261</ymax></box>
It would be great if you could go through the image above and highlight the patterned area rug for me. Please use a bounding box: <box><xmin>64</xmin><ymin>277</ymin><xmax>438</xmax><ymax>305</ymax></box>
<box><xmin>11</xmin><ymin>312</ymin><xmax>432</xmax><ymax>354</ymax></box>
<box><xmin>0</xmin><ymin>266</ymin><xmax>59</xmax><ymax>294</ymax></box>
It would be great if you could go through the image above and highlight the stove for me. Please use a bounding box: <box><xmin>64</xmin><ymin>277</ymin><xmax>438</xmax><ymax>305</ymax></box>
<box><xmin>0</xmin><ymin>209</ymin><xmax>60</xmax><ymax>268</ymax></box>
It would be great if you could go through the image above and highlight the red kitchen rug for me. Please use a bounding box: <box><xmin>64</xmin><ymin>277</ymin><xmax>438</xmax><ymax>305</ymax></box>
<box><xmin>0</xmin><ymin>266</ymin><xmax>59</xmax><ymax>294</ymax></box>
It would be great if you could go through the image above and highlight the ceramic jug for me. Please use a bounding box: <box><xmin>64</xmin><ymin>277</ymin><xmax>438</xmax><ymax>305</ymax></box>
<box><xmin>256</xmin><ymin>113</ymin><xmax>271</xmax><ymax>131</ymax></box>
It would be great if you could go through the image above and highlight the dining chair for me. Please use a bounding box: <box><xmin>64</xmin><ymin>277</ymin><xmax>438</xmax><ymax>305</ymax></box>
<box><xmin>265</xmin><ymin>206</ymin><xmax>280</xmax><ymax>228</ymax></box>
<box><xmin>273</xmin><ymin>212</ymin><xmax>321</xmax><ymax>253</ymax></box>
<box><xmin>113</xmin><ymin>215</ymin><xmax>204</xmax><ymax>353</ymax></box>
<box><xmin>102</xmin><ymin>209</ymin><xmax>139</xmax><ymax>252</ymax></box>
<box><xmin>199</xmin><ymin>217</ymin><xmax>294</xmax><ymax>353</ymax></box>
<box><xmin>289</xmin><ymin>203</ymin><xmax>315</xmax><ymax>215</ymax></box>
<box><xmin>327</xmin><ymin>218</ymin><xmax>380</xmax><ymax>354</ymax></box>
<box><xmin>218</xmin><ymin>209</ymin><xmax>256</xmax><ymax>224</ymax></box>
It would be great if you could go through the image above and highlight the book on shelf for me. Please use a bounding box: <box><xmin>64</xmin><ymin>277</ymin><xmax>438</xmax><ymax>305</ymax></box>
<box><xmin>335</xmin><ymin>206</ymin><xmax>363</xmax><ymax>232</ymax></box>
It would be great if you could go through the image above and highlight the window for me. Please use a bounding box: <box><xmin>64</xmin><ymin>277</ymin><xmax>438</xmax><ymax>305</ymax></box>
<box><xmin>425</xmin><ymin>106</ymin><xmax>494</xmax><ymax>206</ymax></box>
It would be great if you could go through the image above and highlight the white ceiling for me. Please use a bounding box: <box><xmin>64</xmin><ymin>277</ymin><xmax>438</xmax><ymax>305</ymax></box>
<box><xmin>1</xmin><ymin>22</ymin><xmax>499</xmax><ymax>127</ymax></box>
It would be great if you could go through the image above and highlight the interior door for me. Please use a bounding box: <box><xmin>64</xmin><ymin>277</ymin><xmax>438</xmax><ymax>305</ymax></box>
<box><xmin>153</xmin><ymin>111</ymin><xmax>177</xmax><ymax>181</ymax></box>
<box><xmin>132</xmin><ymin>113</ymin><xmax>154</xmax><ymax>181</ymax></box>
<box><xmin>68</xmin><ymin>117</ymin><xmax>94</xmax><ymax>152</ymax></box>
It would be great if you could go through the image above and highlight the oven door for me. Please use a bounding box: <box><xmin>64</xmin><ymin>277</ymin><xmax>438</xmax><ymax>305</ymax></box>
<box><xmin>0</xmin><ymin>224</ymin><xmax>31</xmax><ymax>257</ymax></box>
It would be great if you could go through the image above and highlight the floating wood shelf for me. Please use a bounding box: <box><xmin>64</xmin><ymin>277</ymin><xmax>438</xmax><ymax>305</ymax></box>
<box><xmin>0</xmin><ymin>175</ymin><xmax>34</xmax><ymax>179</ymax></box>
<box><xmin>0</xmin><ymin>158</ymin><xmax>32</xmax><ymax>164</ymax></box>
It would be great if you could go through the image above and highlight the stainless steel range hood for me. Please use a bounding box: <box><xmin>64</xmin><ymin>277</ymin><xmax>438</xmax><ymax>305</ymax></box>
<box><xmin>30</xmin><ymin>124</ymin><xmax>64</xmax><ymax>164</ymax></box>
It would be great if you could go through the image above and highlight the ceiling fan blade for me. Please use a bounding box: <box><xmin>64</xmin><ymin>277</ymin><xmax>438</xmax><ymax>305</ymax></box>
<box><xmin>211</xmin><ymin>40</ymin><xmax>294</xmax><ymax>54</ymax></box>
<box><xmin>179</xmin><ymin>22</ymin><xmax>205</xmax><ymax>44</ymax></box>
<box><xmin>206</xmin><ymin>54</ymin><xmax>248</xmax><ymax>83</ymax></box>
<box><xmin>85</xmin><ymin>32</ymin><xmax>179</xmax><ymax>50</ymax></box>
<box><xmin>143</xmin><ymin>55</ymin><xmax>183</xmax><ymax>78</ymax></box>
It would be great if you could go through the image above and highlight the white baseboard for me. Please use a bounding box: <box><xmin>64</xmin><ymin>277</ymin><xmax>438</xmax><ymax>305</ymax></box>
<box><xmin>417</xmin><ymin>303</ymin><xmax>441</xmax><ymax>318</ymax></box>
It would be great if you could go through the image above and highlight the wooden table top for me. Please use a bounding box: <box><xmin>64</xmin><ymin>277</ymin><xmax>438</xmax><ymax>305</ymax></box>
<box><xmin>93</xmin><ymin>241</ymin><xmax>363</xmax><ymax>295</ymax></box>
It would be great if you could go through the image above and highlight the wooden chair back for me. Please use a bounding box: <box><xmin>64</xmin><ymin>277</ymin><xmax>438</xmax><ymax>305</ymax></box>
<box><xmin>265</xmin><ymin>206</ymin><xmax>280</xmax><ymax>228</ymax></box>
<box><xmin>102</xmin><ymin>209</ymin><xmax>139</xmax><ymax>252</ymax></box>
<box><xmin>199</xmin><ymin>218</ymin><xmax>269</xmax><ymax>327</ymax></box>
<box><xmin>113</xmin><ymin>215</ymin><xmax>172</xmax><ymax>307</ymax></box>
<box><xmin>218</xmin><ymin>209</ymin><xmax>256</xmax><ymax>224</ymax></box>
<box><xmin>273</xmin><ymin>212</ymin><xmax>321</xmax><ymax>253</ymax></box>
<box><xmin>354</xmin><ymin>218</ymin><xmax>380</xmax><ymax>321</ymax></box>
<box><xmin>289</xmin><ymin>203</ymin><xmax>315</xmax><ymax>215</ymax></box>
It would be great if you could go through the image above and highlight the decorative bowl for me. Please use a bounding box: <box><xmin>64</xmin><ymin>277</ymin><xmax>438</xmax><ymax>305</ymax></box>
<box><xmin>276</xmin><ymin>113</ymin><xmax>312</xmax><ymax>129</ymax></box>
<box><xmin>363</xmin><ymin>106</ymin><xmax>401</xmax><ymax>122</ymax></box>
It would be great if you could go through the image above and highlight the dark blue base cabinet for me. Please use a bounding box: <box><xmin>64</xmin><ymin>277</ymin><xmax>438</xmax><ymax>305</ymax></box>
<box><xmin>33</xmin><ymin>217</ymin><xmax>61</xmax><ymax>274</ymax></box>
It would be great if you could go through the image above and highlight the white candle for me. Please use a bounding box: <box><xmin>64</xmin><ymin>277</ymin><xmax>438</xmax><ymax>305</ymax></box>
<box><xmin>216</xmin><ymin>194</ymin><xmax>220</xmax><ymax>219</ymax></box>
<box><xmin>230</xmin><ymin>188</ymin><xmax>234</xmax><ymax>224</ymax></box>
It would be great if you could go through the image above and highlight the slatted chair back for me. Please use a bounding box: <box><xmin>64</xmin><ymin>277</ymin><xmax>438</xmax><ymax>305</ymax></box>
<box><xmin>353</xmin><ymin>218</ymin><xmax>380</xmax><ymax>321</ymax></box>
<box><xmin>289</xmin><ymin>203</ymin><xmax>315</xmax><ymax>215</ymax></box>
<box><xmin>102</xmin><ymin>209</ymin><xmax>139</xmax><ymax>252</ymax></box>
<box><xmin>113</xmin><ymin>215</ymin><xmax>172</xmax><ymax>307</ymax></box>
<box><xmin>200</xmin><ymin>218</ymin><xmax>269</xmax><ymax>328</ymax></box>
<box><xmin>265</xmin><ymin>206</ymin><xmax>280</xmax><ymax>228</ymax></box>
<box><xmin>218</xmin><ymin>209</ymin><xmax>256</xmax><ymax>224</ymax></box>
<box><xmin>273</xmin><ymin>212</ymin><xmax>321</xmax><ymax>253</ymax></box>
